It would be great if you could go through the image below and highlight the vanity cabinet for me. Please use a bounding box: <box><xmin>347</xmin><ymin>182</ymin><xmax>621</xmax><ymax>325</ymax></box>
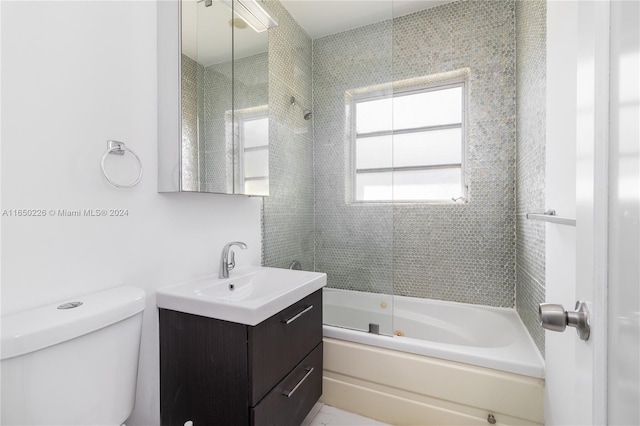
<box><xmin>159</xmin><ymin>290</ymin><xmax>322</xmax><ymax>426</ymax></box>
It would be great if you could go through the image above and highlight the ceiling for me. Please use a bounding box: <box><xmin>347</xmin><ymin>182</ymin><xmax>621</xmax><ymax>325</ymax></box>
<box><xmin>280</xmin><ymin>0</ymin><xmax>455</xmax><ymax>40</ymax></box>
<box><xmin>182</xmin><ymin>0</ymin><xmax>268</xmax><ymax>66</ymax></box>
<box><xmin>183</xmin><ymin>0</ymin><xmax>456</xmax><ymax>66</ymax></box>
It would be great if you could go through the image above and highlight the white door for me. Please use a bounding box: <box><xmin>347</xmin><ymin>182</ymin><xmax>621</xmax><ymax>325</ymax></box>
<box><xmin>608</xmin><ymin>1</ymin><xmax>640</xmax><ymax>423</ymax></box>
<box><xmin>545</xmin><ymin>1</ymin><xmax>609</xmax><ymax>424</ymax></box>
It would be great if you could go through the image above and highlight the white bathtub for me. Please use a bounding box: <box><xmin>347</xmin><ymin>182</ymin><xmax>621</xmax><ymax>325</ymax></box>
<box><xmin>323</xmin><ymin>288</ymin><xmax>544</xmax><ymax>379</ymax></box>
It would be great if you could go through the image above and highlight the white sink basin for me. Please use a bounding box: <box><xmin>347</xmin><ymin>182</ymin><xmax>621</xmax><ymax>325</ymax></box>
<box><xmin>156</xmin><ymin>266</ymin><xmax>327</xmax><ymax>326</ymax></box>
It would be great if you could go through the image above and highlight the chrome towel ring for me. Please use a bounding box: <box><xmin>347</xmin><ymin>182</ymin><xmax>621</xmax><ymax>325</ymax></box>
<box><xmin>100</xmin><ymin>140</ymin><xmax>143</xmax><ymax>188</ymax></box>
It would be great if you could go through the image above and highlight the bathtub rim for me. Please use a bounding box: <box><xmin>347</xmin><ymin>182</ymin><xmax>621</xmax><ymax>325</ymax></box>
<box><xmin>322</xmin><ymin>289</ymin><xmax>545</xmax><ymax>379</ymax></box>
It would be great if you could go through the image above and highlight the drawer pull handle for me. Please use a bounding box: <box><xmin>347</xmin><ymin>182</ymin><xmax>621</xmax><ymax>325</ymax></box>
<box><xmin>282</xmin><ymin>367</ymin><xmax>314</xmax><ymax>398</ymax></box>
<box><xmin>281</xmin><ymin>305</ymin><xmax>313</xmax><ymax>325</ymax></box>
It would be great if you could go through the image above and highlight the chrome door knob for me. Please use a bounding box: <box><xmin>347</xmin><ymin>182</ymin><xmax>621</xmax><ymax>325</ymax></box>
<box><xmin>539</xmin><ymin>301</ymin><xmax>590</xmax><ymax>341</ymax></box>
<box><xmin>538</xmin><ymin>303</ymin><xmax>567</xmax><ymax>332</ymax></box>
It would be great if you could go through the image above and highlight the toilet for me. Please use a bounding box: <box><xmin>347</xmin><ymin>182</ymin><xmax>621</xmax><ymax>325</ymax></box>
<box><xmin>1</xmin><ymin>286</ymin><xmax>145</xmax><ymax>426</ymax></box>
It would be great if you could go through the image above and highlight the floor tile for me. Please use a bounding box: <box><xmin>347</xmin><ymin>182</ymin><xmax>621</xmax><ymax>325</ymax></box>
<box><xmin>304</xmin><ymin>404</ymin><xmax>391</xmax><ymax>426</ymax></box>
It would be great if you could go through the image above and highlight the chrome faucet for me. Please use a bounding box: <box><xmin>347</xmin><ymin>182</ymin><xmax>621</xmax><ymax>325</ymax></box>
<box><xmin>219</xmin><ymin>241</ymin><xmax>247</xmax><ymax>279</ymax></box>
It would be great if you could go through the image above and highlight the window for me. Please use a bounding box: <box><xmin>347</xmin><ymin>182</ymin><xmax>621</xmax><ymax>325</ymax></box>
<box><xmin>237</xmin><ymin>111</ymin><xmax>269</xmax><ymax>196</ymax></box>
<box><xmin>352</xmin><ymin>81</ymin><xmax>466</xmax><ymax>202</ymax></box>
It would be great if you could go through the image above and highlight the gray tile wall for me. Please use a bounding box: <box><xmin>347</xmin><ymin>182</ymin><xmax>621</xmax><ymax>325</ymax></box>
<box><xmin>203</xmin><ymin>60</ymin><xmax>233</xmax><ymax>193</ymax></box>
<box><xmin>261</xmin><ymin>0</ymin><xmax>315</xmax><ymax>271</ymax></box>
<box><xmin>313</xmin><ymin>0</ymin><xmax>517</xmax><ymax>307</ymax></box>
<box><xmin>181</xmin><ymin>54</ymin><xmax>204</xmax><ymax>191</ymax></box>
<box><xmin>313</xmin><ymin>15</ymin><xmax>395</xmax><ymax>296</ymax></box>
<box><xmin>515</xmin><ymin>0</ymin><xmax>546</xmax><ymax>355</ymax></box>
<box><xmin>204</xmin><ymin>52</ymin><xmax>269</xmax><ymax>193</ymax></box>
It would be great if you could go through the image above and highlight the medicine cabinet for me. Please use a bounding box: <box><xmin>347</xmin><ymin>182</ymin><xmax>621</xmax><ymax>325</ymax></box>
<box><xmin>158</xmin><ymin>0</ymin><xmax>275</xmax><ymax>195</ymax></box>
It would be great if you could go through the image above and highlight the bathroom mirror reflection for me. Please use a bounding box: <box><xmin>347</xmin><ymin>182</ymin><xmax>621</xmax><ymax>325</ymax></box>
<box><xmin>180</xmin><ymin>0</ymin><xmax>271</xmax><ymax>195</ymax></box>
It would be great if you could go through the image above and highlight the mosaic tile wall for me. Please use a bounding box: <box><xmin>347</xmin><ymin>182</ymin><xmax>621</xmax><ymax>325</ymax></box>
<box><xmin>203</xmin><ymin>52</ymin><xmax>269</xmax><ymax>193</ymax></box>
<box><xmin>312</xmin><ymin>15</ymin><xmax>395</xmax><ymax>296</ymax></box>
<box><xmin>260</xmin><ymin>0</ymin><xmax>315</xmax><ymax>271</ymax></box>
<box><xmin>515</xmin><ymin>0</ymin><xmax>546</xmax><ymax>355</ymax></box>
<box><xmin>202</xmin><ymin>60</ymin><xmax>233</xmax><ymax>193</ymax></box>
<box><xmin>180</xmin><ymin>54</ymin><xmax>204</xmax><ymax>191</ymax></box>
<box><xmin>312</xmin><ymin>0</ymin><xmax>517</xmax><ymax>307</ymax></box>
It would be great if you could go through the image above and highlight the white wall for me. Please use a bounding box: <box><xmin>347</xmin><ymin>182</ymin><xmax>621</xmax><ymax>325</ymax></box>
<box><xmin>1</xmin><ymin>2</ymin><xmax>262</xmax><ymax>424</ymax></box>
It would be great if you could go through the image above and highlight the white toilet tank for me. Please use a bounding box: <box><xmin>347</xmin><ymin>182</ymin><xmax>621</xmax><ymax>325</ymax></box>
<box><xmin>1</xmin><ymin>286</ymin><xmax>145</xmax><ymax>426</ymax></box>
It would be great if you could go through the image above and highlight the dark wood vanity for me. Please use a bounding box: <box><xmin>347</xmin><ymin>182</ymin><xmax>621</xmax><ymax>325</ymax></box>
<box><xmin>159</xmin><ymin>290</ymin><xmax>323</xmax><ymax>426</ymax></box>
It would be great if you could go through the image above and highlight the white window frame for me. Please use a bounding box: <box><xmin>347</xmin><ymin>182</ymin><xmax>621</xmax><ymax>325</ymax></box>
<box><xmin>350</xmin><ymin>79</ymin><xmax>468</xmax><ymax>203</ymax></box>
<box><xmin>235</xmin><ymin>107</ymin><xmax>269</xmax><ymax>195</ymax></box>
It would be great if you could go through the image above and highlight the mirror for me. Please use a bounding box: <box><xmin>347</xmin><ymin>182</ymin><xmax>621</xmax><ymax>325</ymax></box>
<box><xmin>158</xmin><ymin>0</ymin><xmax>272</xmax><ymax>195</ymax></box>
<box><xmin>230</xmin><ymin>0</ymin><xmax>271</xmax><ymax>196</ymax></box>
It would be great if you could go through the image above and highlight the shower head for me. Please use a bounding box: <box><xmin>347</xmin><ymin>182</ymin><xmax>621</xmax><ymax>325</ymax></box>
<box><xmin>303</xmin><ymin>109</ymin><xmax>313</xmax><ymax>120</ymax></box>
<box><xmin>291</xmin><ymin>96</ymin><xmax>313</xmax><ymax>120</ymax></box>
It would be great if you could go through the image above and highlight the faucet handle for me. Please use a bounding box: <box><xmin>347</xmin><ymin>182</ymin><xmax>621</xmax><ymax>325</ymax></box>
<box><xmin>228</xmin><ymin>251</ymin><xmax>236</xmax><ymax>271</ymax></box>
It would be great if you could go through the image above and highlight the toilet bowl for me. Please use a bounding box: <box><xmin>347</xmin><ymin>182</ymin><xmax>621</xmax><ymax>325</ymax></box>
<box><xmin>1</xmin><ymin>286</ymin><xmax>145</xmax><ymax>426</ymax></box>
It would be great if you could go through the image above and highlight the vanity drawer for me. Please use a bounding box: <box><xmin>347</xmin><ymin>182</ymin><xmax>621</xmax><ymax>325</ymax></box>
<box><xmin>251</xmin><ymin>343</ymin><xmax>323</xmax><ymax>426</ymax></box>
<box><xmin>248</xmin><ymin>290</ymin><xmax>322</xmax><ymax>405</ymax></box>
